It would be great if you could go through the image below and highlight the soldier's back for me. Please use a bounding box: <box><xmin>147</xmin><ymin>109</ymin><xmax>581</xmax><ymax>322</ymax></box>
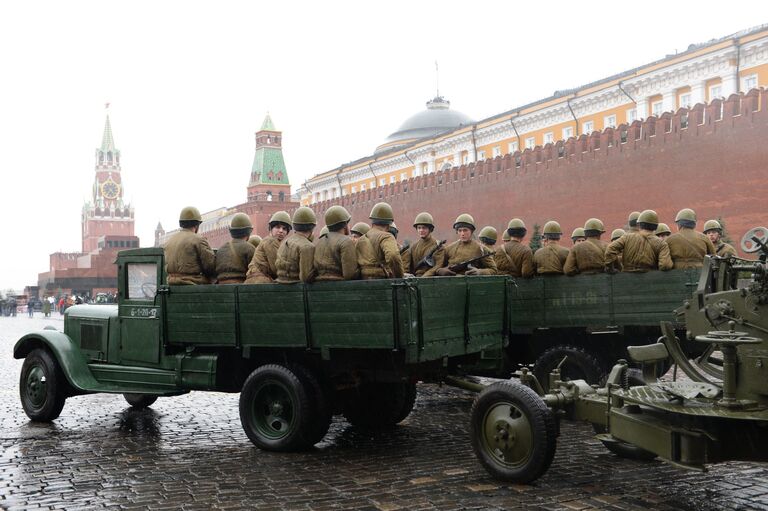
<box><xmin>608</xmin><ymin>232</ymin><xmax>672</xmax><ymax>272</ymax></box>
<box><xmin>666</xmin><ymin>229</ymin><xmax>714</xmax><ymax>269</ymax></box>
<box><xmin>314</xmin><ymin>231</ymin><xmax>358</xmax><ymax>281</ymax></box>
<box><xmin>216</xmin><ymin>239</ymin><xmax>255</xmax><ymax>284</ymax></box>
<box><xmin>164</xmin><ymin>230</ymin><xmax>215</xmax><ymax>285</ymax></box>
<box><xmin>534</xmin><ymin>244</ymin><xmax>569</xmax><ymax>275</ymax></box>
<box><xmin>563</xmin><ymin>240</ymin><xmax>604</xmax><ymax>275</ymax></box>
<box><xmin>245</xmin><ymin>236</ymin><xmax>281</xmax><ymax>284</ymax></box>
<box><xmin>276</xmin><ymin>233</ymin><xmax>315</xmax><ymax>283</ymax></box>
<box><xmin>492</xmin><ymin>241</ymin><xmax>531</xmax><ymax>277</ymax></box>
<box><xmin>365</xmin><ymin>228</ymin><xmax>404</xmax><ymax>278</ymax></box>
<box><xmin>716</xmin><ymin>241</ymin><xmax>737</xmax><ymax>257</ymax></box>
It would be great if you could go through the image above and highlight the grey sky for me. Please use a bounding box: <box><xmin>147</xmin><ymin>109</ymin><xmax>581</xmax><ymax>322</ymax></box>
<box><xmin>0</xmin><ymin>1</ymin><xmax>762</xmax><ymax>292</ymax></box>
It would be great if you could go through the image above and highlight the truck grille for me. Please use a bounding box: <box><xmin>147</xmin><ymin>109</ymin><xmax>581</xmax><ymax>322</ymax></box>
<box><xmin>80</xmin><ymin>323</ymin><xmax>103</xmax><ymax>351</ymax></box>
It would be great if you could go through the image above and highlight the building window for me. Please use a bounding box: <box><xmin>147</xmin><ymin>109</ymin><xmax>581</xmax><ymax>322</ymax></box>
<box><xmin>651</xmin><ymin>101</ymin><xmax>663</xmax><ymax>116</ymax></box>
<box><xmin>582</xmin><ymin>121</ymin><xmax>594</xmax><ymax>135</ymax></box>
<box><xmin>378</xmin><ymin>178</ymin><xmax>384</xmax><ymax>186</ymax></box>
<box><xmin>331</xmin><ymin>188</ymin><xmax>337</xmax><ymax>198</ymax></box>
<box><xmin>278</xmin><ymin>191</ymin><xmax>285</xmax><ymax>201</ymax></box>
<box><xmin>604</xmin><ymin>115</ymin><xmax>616</xmax><ymax>129</ymax></box>
<box><xmin>478</xmin><ymin>150</ymin><xmax>486</xmax><ymax>160</ymax></box>
<box><xmin>462</xmin><ymin>154</ymin><xmax>470</xmax><ymax>164</ymax></box>
<box><xmin>492</xmin><ymin>146</ymin><xmax>501</xmax><ymax>157</ymax></box>
<box><xmin>743</xmin><ymin>74</ymin><xmax>758</xmax><ymax>91</ymax></box>
<box><xmin>562</xmin><ymin>127</ymin><xmax>573</xmax><ymax>140</ymax></box>
<box><xmin>508</xmin><ymin>141</ymin><xmax>519</xmax><ymax>153</ymax></box>
<box><xmin>361</xmin><ymin>183</ymin><xmax>366</xmax><ymax>191</ymax></box>
<box><xmin>351</xmin><ymin>186</ymin><xmax>357</xmax><ymax>193</ymax></box>
<box><xmin>626</xmin><ymin>108</ymin><xmax>637</xmax><ymax>123</ymax></box>
<box><xmin>370</xmin><ymin>180</ymin><xmax>375</xmax><ymax>188</ymax></box>
<box><xmin>709</xmin><ymin>85</ymin><xmax>723</xmax><ymax>101</ymax></box>
<box><xmin>400</xmin><ymin>172</ymin><xmax>407</xmax><ymax>181</ymax></box>
<box><xmin>679</xmin><ymin>93</ymin><xmax>692</xmax><ymax>109</ymax></box>
<box><xmin>389</xmin><ymin>175</ymin><xmax>395</xmax><ymax>184</ymax></box>
<box><xmin>524</xmin><ymin>137</ymin><xmax>535</xmax><ymax>149</ymax></box>
<box><xmin>543</xmin><ymin>132</ymin><xmax>554</xmax><ymax>144</ymax></box>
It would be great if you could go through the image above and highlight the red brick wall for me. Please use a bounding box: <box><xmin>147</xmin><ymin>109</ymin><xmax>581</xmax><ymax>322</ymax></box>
<box><xmin>309</xmin><ymin>89</ymin><xmax>768</xmax><ymax>256</ymax></box>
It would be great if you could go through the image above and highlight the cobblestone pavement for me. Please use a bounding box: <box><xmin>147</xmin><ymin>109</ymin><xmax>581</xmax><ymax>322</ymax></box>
<box><xmin>2</xmin><ymin>315</ymin><xmax>768</xmax><ymax>510</ymax></box>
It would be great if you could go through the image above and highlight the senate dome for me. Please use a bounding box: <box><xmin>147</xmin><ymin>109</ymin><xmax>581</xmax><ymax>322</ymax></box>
<box><xmin>375</xmin><ymin>96</ymin><xmax>474</xmax><ymax>154</ymax></box>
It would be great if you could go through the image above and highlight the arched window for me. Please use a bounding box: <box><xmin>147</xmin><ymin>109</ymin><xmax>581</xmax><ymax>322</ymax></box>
<box><xmin>278</xmin><ymin>191</ymin><xmax>285</xmax><ymax>202</ymax></box>
<box><xmin>440</xmin><ymin>162</ymin><xmax>452</xmax><ymax>172</ymax></box>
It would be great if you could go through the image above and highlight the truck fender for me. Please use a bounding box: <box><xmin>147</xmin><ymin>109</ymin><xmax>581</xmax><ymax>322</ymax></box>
<box><xmin>13</xmin><ymin>331</ymin><xmax>100</xmax><ymax>393</ymax></box>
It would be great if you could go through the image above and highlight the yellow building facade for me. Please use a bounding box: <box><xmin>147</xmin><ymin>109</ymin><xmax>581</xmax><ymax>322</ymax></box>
<box><xmin>300</xmin><ymin>24</ymin><xmax>768</xmax><ymax>205</ymax></box>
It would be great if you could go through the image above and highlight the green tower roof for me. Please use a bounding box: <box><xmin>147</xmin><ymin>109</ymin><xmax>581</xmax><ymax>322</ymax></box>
<box><xmin>261</xmin><ymin>113</ymin><xmax>276</xmax><ymax>131</ymax></box>
<box><xmin>252</xmin><ymin>147</ymin><xmax>289</xmax><ymax>185</ymax></box>
<box><xmin>100</xmin><ymin>115</ymin><xmax>116</xmax><ymax>152</ymax></box>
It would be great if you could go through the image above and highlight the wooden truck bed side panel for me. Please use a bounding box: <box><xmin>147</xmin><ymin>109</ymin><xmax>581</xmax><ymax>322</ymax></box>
<box><xmin>239</xmin><ymin>285</ymin><xmax>306</xmax><ymax>348</ymax></box>
<box><xmin>166</xmin><ymin>286</ymin><xmax>237</xmax><ymax>346</ymax></box>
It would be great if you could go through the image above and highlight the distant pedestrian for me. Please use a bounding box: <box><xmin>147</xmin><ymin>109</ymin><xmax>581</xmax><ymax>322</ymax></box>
<box><xmin>43</xmin><ymin>298</ymin><xmax>51</xmax><ymax>317</ymax></box>
<box><xmin>28</xmin><ymin>301</ymin><xmax>34</xmax><ymax>318</ymax></box>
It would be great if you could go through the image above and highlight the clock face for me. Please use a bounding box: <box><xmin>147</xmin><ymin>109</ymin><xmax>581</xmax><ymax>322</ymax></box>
<box><xmin>101</xmin><ymin>180</ymin><xmax>120</xmax><ymax>199</ymax></box>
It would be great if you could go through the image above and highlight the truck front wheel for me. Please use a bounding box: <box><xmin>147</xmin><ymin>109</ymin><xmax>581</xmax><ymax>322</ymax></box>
<box><xmin>239</xmin><ymin>364</ymin><xmax>314</xmax><ymax>451</ymax></box>
<box><xmin>123</xmin><ymin>394</ymin><xmax>158</xmax><ymax>409</ymax></box>
<box><xmin>19</xmin><ymin>348</ymin><xmax>67</xmax><ymax>422</ymax></box>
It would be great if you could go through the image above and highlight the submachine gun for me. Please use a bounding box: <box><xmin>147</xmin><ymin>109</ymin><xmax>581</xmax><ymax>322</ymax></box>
<box><xmin>415</xmin><ymin>240</ymin><xmax>447</xmax><ymax>269</ymax></box>
<box><xmin>448</xmin><ymin>252</ymin><xmax>493</xmax><ymax>273</ymax></box>
<box><xmin>399</xmin><ymin>240</ymin><xmax>411</xmax><ymax>255</ymax></box>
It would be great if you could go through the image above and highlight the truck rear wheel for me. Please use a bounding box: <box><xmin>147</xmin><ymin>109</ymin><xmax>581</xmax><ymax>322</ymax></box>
<box><xmin>290</xmin><ymin>364</ymin><xmax>332</xmax><ymax>446</ymax></box>
<box><xmin>19</xmin><ymin>348</ymin><xmax>67</xmax><ymax>422</ymax></box>
<box><xmin>470</xmin><ymin>381</ymin><xmax>557</xmax><ymax>483</ymax></box>
<box><xmin>239</xmin><ymin>364</ymin><xmax>314</xmax><ymax>451</ymax></box>
<box><xmin>123</xmin><ymin>394</ymin><xmax>158</xmax><ymax>409</ymax></box>
<box><xmin>342</xmin><ymin>381</ymin><xmax>417</xmax><ymax>428</ymax></box>
<box><xmin>533</xmin><ymin>345</ymin><xmax>605</xmax><ymax>392</ymax></box>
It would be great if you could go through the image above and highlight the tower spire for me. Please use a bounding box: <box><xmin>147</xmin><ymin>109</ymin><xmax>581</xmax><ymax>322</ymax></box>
<box><xmin>435</xmin><ymin>60</ymin><xmax>440</xmax><ymax>98</ymax></box>
<box><xmin>101</xmin><ymin>104</ymin><xmax>116</xmax><ymax>152</ymax></box>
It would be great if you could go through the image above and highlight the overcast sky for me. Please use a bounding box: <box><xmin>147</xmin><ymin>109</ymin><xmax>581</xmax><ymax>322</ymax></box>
<box><xmin>0</xmin><ymin>1</ymin><xmax>763</xmax><ymax>293</ymax></box>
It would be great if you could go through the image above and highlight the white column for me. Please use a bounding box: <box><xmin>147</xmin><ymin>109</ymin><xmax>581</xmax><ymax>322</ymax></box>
<box><xmin>721</xmin><ymin>69</ymin><xmax>738</xmax><ymax>97</ymax></box>
<box><xmin>662</xmin><ymin>90</ymin><xmax>676</xmax><ymax>113</ymax></box>
<box><xmin>426</xmin><ymin>158</ymin><xmax>435</xmax><ymax>174</ymax></box>
<box><xmin>635</xmin><ymin>96</ymin><xmax>648</xmax><ymax>120</ymax></box>
<box><xmin>690</xmin><ymin>82</ymin><xmax>706</xmax><ymax>106</ymax></box>
<box><xmin>453</xmin><ymin>150</ymin><xmax>462</xmax><ymax>167</ymax></box>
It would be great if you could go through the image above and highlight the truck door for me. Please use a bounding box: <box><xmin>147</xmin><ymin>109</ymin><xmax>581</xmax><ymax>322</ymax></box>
<box><xmin>117</xmin><ymin>253</ymin><xmax>164</xmax><ymax>365</ymax></box>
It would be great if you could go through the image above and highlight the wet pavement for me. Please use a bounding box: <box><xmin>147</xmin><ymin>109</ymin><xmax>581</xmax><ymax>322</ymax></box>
<box><xmin>2</xmin><ymin>314</ymin><xmax>768</xmax><ymax>510</ymax></box>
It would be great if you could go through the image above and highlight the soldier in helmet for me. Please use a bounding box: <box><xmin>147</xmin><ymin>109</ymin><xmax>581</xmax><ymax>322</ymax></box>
<box><xmin>248</xmin><ymin>235</ymin><xmax>262</xmax><ymax>249</ymax></box>
<box><xmin>571</xmin><ymin>227</ymin><xmax>586</xmax><ymax>245</ymax></box>
<box><xmin>665</xmin><ymin>208</ymin><xmax>715</xmax><ymax>269</ymax></box>
<box><xmin>627</xmin><ymin>211</ymin><xmax>641</xmax><ymax>233</ymax></box>
<box><xmin>313</xmin><ymin>206</ymin><xmax>358</xmax><ymax>281</ymax></box>
<box><xmin>611</xmin><ymin>229</ymin><xmax>625</xmax><ymax>242</ymax></box>
<box><xmin>318</xmin><ymin>226</ymin><xmax>329</xmax><ymax>239</ymax></box>
<box><xmin>533</xmin><ymin>221</ymin><xmax>569</xmax><ymax>275</ymax></box>
<box><xmin>564</xmin><ymin>219</ymin><xmax>607</xmax><ymax>276</ymax></box>
<box><xmin>703</xmin><ymin>219</ymin><xmax>737</xmax><ymax>257</ymax></box>
<box><xmin>245</xmin><ymin>211</ymin><xmax>292</xmax><ymax>284</ymax></box>
<box><xmin>215</xmin><ymin>213</ymin><xmax>256</xmax><ymax>284</ymax></box>
<box><xmin>276</xmin><ymin>207</ymin><xmax>317</xmax><ymax>283</ymax></box>
<box><xmin>402</xmin><ymin>212</ymin><xmax>445</xmax><ymax>277</ymax></box>
<box><xmin>605</xmin><ymin>209</ymin><xmax>673</xmax><ymax>272</ymax></box>
<box><xmin>350</xmin><ymin>222</ymin><xmax>370</xmax><ymax>242</ymax></box>
<box><xmin>655</xmin><ymin>223</ymin><xmax>671</xmax><ymax>240</ymax></box>
<box><xmin>478</xmin><ymin>226</ymin><xmax>498</xmax><ymax>250</ymax></box>
<box><xmin>492</xmin><ymin>218</ymin><xmax>530</xmax><ymax>277</ymax></box>
<box><xmin>435</xmin><ymin>214</ymin><xmax>498</xmax><ymax>276</ymax></box>
<box><xmin>357</xmin><ymin>202</ymin><xmax>404</xmax><ymax>279</ymax></box>
<box><xmin>164</xmin><ymin>206</ymin><xmax>216</xmax><ymax>285</ymax></box>
<box><xmin>502</xmin><ymin>230</ymin><xmax>511</xmax><ymax>243</ymax></box>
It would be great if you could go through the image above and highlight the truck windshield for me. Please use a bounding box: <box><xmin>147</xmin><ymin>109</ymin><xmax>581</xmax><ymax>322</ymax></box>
<box><xmin>127</xmin><ymin>263</ymin><xmax>158</xmax><ymax>299</ymax></box>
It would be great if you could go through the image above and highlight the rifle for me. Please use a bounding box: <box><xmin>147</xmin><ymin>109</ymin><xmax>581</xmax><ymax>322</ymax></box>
<box><xmin>416</xmin><ymin>239</ymin><xmax>447</xmax><ymax>269</ymax></box>
<box><xmin>448</xmin><ymin>252</ymin><xmax>493</xmax><ymax>273</ymax></box>
<box><xmin>399</xmin><ymin>239</ymin><xmax>411</xmax><ymax>255</ymax></box>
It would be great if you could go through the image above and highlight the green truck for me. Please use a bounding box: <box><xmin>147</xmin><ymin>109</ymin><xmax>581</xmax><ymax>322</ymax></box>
<box><xmin>15</xmin><ymin>247</ymin><xmax>698</xmax><ymax>453</ymax></box>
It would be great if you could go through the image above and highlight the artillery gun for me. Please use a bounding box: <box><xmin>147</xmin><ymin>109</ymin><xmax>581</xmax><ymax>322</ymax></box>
<box><xmin>467</xmin><ymin>227</ymin><xmax>768</xmax><ymax>483</ymax></box>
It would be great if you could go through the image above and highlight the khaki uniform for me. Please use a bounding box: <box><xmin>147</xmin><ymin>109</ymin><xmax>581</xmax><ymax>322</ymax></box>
<box><xmin>164</xmin><ymin>229</ymin><xmax>216</xmax><ymax>285</ymax></box>
<box><xmin>605</xmin><ymin>232</ymin><xmax>673</xmax><ymax>272</ymax></box>
<box><xmin>360</xmin><ymin>228</ymin><xmax>404</xmax><ymax>279</ymax></box>
<box><xmin>275</xmin><ymin>233</ymin><xmax>315</xmax><ymax>283</ymax></box>
<box><xmin>402</xmin><ymin>235</ymin><xmax>445</xmax><ymax>277</ymax></box>
<box><xmin>437</xmin><ymin>240</ymin><xmax>497</xmax><ymax>275</ymax></box>
<box><xmin>715</xmin><ymin>241</ymin><xmax>737</xmax><ymax>258</ymax></box>
<box><xmin>588</xmin><ymin>238</ymin><xmax>609</xmax><ymax>254</ymax></box>
<box><xmin>244</xmin><ymin>236</ymin><xmax>281</xmax><ymax>284</ymax></box>
<box><xmin>533</xmin><ymin>244</ymin><xmax>569</xmax><ymax>275</ymax></box>
<box><xmin>564</xmin><ymin>240</ymin><xmax>605</xmax><ymax>275</ymax></box>
<box><xmin>313</xmin><ymin>231</ymin><xmax>359</xmax><ymax>281</ymax></box>
<box><xmin>494</xmin><ymin>241</ymin><xmax>532</xmax><ymax>277</ymax></box>
<box><xmin>665</xmin><ymin>229</ymin><xmax>716</xmax><ymax>269</ymax></box>
<box><xmin>215</xmin><ymin>239</ymin><xmax>255</xmax><ymax>284</ymax></box>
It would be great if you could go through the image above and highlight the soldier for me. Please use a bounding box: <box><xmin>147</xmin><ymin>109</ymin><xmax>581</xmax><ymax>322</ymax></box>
<box><xmin>313</xmin><ymin>206</ymin><xmax>358</xmax><ymax>281</ymax></box>
<box><xmin>564</xmin><ymin>220</ymin><xmax>605</xmax><ymax>276</ymax></box>
<box><xmin>533</xmin><ymin>221</ymin><xmax>569</xmax><ymax>275</ymax></box>
<box><xmin>244</xmin><ymin>211</ymin><xmax>292</xmax><ymax>284</ymax></box>
<box><xmin>478</xmin><ymin>226</ymin><xmax>498</xmax><ymax>249</ymax></box>
<box><xmin>611</xmin><ymin>229</ymin><xmax>625</xmax><ymax>242</ymax></box>
<box><xmin>215</xmin><ymin>213</ymin><xmax>256</xmax><ymax>284</ymax></box>
<box><xmin>402</xmin><ymin>212</ymin><xmax>445</xmax><ymax>277</ymax></box>
<box><xmin>164</xmin><ymin>206</ymin><xmax>216</xmax><ymax>285</ymax></box>
<box><xmin>703</xmin><ymin>219</ymin><xmax>737</xmax><ymax>257</ymax></box>
<box><xmin>655</xmin><ymin>223</ymin><xmax>671</xmax><ymax>240</ymax></box>
<box><xmin>627</xmin><ymin>211</ymin><xmax>641</xmax><ymax>233</ymax></box>
<box><xmin>571</xmin><ymin>227</ymin><xmax>586</xmax><ymax>245</ymax></box>
<box><xmin>665</xmin><ymin>208</ymin><xmax>716</xmax><ymax>269</ymax></box>
<box><xmin>350</xmin><ymin>222</ymin><xmax>370</xmax><ymax>241</ymax></box>
<box><xmin>605</xmin><ymin>209</ymin><xmax>673</xmax><ymax>272</ymax></box>
<box><xmin>276</xmin><ymin>207</ymin><xmax>317</xmax><ymax>283</ymax></box>
<box><xmin>358</xmin><ymin>202</ymin><xmax>404</xmax><ymax>279</ymax></box>
<box><xmin>492</xmin><ymin>218</ymin><xmax>530</xmax><ymax>277</ymax></box>
<box><xmin>502</xmin><ymin>230</ymin><xmax>511</xmax><ymax>243</ymax></box>
<box><xmin>318</xmin><ymin>226</ymin><xmax>329</xmax><ymax>239</ymax></box>
<box><xmin>248</xmin><ymin>235</ymin><xmax>262</xmax><ymax>249</ymax></box>
<box><xmin>435</xmin><ymin>214</ymin><xmax>498</xmax><ymax>276</ymax></box>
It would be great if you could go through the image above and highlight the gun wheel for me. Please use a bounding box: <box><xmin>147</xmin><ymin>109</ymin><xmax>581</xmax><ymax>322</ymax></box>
<box><xmin>123</xmin><ymin>393</ymin><xmax>158</xmax><ymax>409</ymax></box>
<box><xmin>740</xmin><ymin>226</ymin><xmax>768</xmax><ymax>253</ymax></box>
<box><xmin>19</xmin><ymin>348</ymin><xmax>67</xmax><ymax>422</ymax></box>
<box><xmin>470</xmin><ymin>381</ymin><xmax>557</xmax><ymax>483</ymax></box>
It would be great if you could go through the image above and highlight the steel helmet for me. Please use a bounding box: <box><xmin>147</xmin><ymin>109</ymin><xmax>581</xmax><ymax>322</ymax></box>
<box><xmin>675</xmin><ymin>208</ymin><xmax>697</xmax><ymax>223</ymax></box>
<box><xmin>179</xmin><ymin>206</ymin><xmax>202</xmax><ymax>222</ymax></box>
<box><xmin>638</xmin><ymin>209</ymin><xmax>660</xmax><ymax>225</ymax></box>
<box><xmin>507</xmin><ymin>218</ymin><xmax>526</xmax><ymax>230</ymax></box>
<box><xmin>543</xmin><ymin>221</ymin><xmax>563</xmax><ymax>236</ymax></box>
<box><xmin>292</xmin><ymin>207</ymin><xmax>317</xmax><ymax>226</ymax></box>
<box><xmin>628</xmin><ymin>211</ymin><xmax>641</xmax><ymax>227</ymax></box>
<box><xmin>703</xmin><ymin>219</ymin><xmax>722</xmax><ymax>233</ymax></box>
<box><xmin>584</xmin><ymin>218</ymin><xmax>605</xmax><ymax>233</ymax></box>
<box><xmin>655</xmin><ymin>223</ymin><xmax>671</xmax><ymax>236</ymax></box>
<box><xmin>454</xmin><ymin>213</ymin><xmax>476</xmax><ymax>231</ymax></box>
<box><xmin>571</xmin><ymin>227</ymin><xmax>586</xmax><ymax>239</ymax></box>
<box><xmin>230</xmin><ymin>213</ymin><xmax>253</xmax><ymax>230</ymax></box>
<box><xmin>351</xmin><ymin>222</ymin><xmax>370</xmax><ymax>235</ymax></box>
<box><xmin>478</xmin><ymin>226</ymin><xmax>498</xmax><ymax>243</ymax></box>
<box><xmin>369</xmin><ymin>202</ymin><xmax>394</xmax><ymax>224</ymax></box>
<box><xmin>269</xmin><ymin>211</ymin><xmax>292</xmax><ymax>230</ymax></box>
<box><xmin>413</xmin><ymin>212</ymin><xmax>435</xmax><ymax>229</ymax></box>
<box><xmin>610</xmin><ymin>228</ymin><xmax>626</xmax><ymax>241</ymax></box>
<box><xmin>324</xmin><ymin>206</ymin><xmax>351</xmax><ymax>229</ymax></box>
<box><xmin>248</xmin><ymin>235</ymin><xmax>262</xmax><ymax>248</ymax></box>
<box><xmin>319</xmin><ymin>226</ymin><xmax>329</xmax><ymax>237</ymax></box>
<box><xmin>502</xmin><ymin>231</ymin><xmax>511</xmax><ymax>242</ymax></box>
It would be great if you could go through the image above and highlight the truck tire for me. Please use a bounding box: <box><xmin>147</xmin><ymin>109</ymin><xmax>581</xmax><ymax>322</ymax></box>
<box><xmin>19</xmin><ymin>348</ymin><xmax>67</xmax><ymax>422</ymax></box>
<box><xmin>239</xmin><ymin>364</ymin><xmax>314</xmax><ymax>451</ymax></box>
<box><xmin>290</xmin><ymin>364</ymin><xmax>332</xmax><ymax>446</ymax></box>
<box><xmin>470</xmin><ymin>380</ymin><xmax>557</xmax><ymax>483</ymax></box>
<box><xmin>343</xmin><ymin>381</ymin><xmax>417</xmax><ymax>428</ymax></box>
<box><xmin>533</xmin><ymin>345</ymin><xmax>605</xmax><ymax>392</ymax></box>
<box><xmin>123</xmin><ymin>394</ymin><xmax>158</xmax><ymax>409</ymax></box>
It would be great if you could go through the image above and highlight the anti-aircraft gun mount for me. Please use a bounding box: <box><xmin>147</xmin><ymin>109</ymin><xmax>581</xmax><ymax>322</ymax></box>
<box><xmin>463</xmin><ymin>228</ymin><xmax>768</xmax><ymax>483</ymax></box>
